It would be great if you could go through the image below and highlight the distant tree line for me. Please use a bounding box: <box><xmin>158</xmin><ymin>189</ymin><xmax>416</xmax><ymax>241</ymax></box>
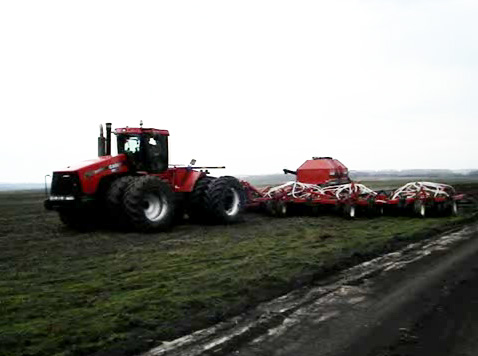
<box><xmin>350</xmin><ymin>169</ymin><xmax>476</xmax><ymax>178</ymax></box>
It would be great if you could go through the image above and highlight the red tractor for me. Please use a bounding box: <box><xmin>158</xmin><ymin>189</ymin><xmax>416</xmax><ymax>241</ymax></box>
<box><xmin>44</xmin><ymin>123</ymin><xmax>246</xmax><ymax>231</ymax></box>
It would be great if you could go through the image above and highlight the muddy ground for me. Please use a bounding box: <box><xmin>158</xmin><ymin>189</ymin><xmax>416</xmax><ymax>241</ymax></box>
<box><xmin>0</xmin><ymin>182</ymin><xmax>477</xmax><ymax>356</ymax></box>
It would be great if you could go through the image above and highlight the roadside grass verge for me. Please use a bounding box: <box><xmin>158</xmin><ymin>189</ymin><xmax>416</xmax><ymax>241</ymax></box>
<box><xmin>0</xmin><ymin>190</ymin><xmax>476</xmax><ymax>356</ymax></box>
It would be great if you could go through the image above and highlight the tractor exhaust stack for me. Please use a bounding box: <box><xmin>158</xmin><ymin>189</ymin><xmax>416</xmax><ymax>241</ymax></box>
<box><xmin>98</xmin><ymin>124</ymin><xmax>106</xmax><ymax>157</ymax></box>
<box><xmin>105</xmin><ymin>123</ymin><xmax>112</xmax><ymax>156</ymax></box>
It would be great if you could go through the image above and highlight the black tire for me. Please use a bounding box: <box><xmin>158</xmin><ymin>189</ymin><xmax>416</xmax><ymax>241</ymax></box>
<box><xmin>439</xmin><ymin>199</ymin><xmax>458</xmax><ymax>216</ymax></box>
<box><xmin>188</xmin><ymin>176</ymin><xmax>216</xmax><ymax>221</ymax></box>
<box><xmin>414</xmin><ymin>200</ymin><xmax>426</xmax><ymax>218</ymax></box>
<box><xmin>59</xmin><ymin>209</ymin><xmax>93</xmax><ymax>231</ymax></box>
<box><xmin>106</xmin><ymin>176</ymin><xmax>135</xmax><ymax>226</ymax></box>
<box><xmin>365</xmin><ymin>197</ymin><xmax>384</xmax><ymax>218</ymax></box>
<box><xmin>274</xmin><ymin>200</ymin><xmax>288</xmax><ymax>217</ymax></box>
<box><xmin>342</xmin><ymin>202</ymin><xmax>356</xmax><ymax>219</ymax></box>
<box><xmin>451</xmin><ymin>200</ymin><xmax>458</xmax><ymax>216</ymax></box>
<box><xmin>264</xmin><ymin>200</ymin><xmax>277</xmax><ymax>216</ymax></box>
<box><xmin>204</xmin><ymin>176</ymin><xmax>245</xmax><ymax>224</ymax></box>
<box><xmin>123</xmin><ymin>176</ymin><xmax>175</xmax><ymax>232</ymax></box>
<box><xmin>265</xmin><ymin>200</ymin><xmax>289</xmax><ymax>217</ymax></box>
<box><xmin>172</xmin><ymin>194</ymin><xmax>187</xmax><ymax>224</ymax></box>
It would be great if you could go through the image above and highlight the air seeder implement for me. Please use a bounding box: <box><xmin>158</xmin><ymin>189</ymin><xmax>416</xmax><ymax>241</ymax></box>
<box><xmin>242</xmin><ymin>157</ymin><xmax>464</xmax><ymax>218</ymax></box>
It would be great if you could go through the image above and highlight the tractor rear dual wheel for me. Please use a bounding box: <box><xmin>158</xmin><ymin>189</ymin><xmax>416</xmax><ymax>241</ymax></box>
<box><xmin>205</xmin><ymin>176</ymin><xmax>245</xmax><ymax>223</ymax></box>
<box><xmin>202</xmin><ymin>176</ymin><xmax>246</xmax><ymax>224</ymax></box>
<box><xmin>188</xmin><ymin>175</ymin><xmax>245</xmax><ymax>224</ymax></box>
<box><xmin>188</xmin><ymin>176</ymin><xmax>216</xmax><ymax>221</ymax></box>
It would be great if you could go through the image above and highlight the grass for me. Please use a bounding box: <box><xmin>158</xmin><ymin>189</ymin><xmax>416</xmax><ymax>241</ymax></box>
<box><xmin>0</xmin><ymin>186</ymin><xmax>477</xmax><ymax>356</ymax></box>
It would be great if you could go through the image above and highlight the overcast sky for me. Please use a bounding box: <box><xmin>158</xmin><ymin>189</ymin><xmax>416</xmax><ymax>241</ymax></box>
<box><xmin>1</xmin><ymin>0</ymin><xmax>477</xmax><ymax>182</ymax></box>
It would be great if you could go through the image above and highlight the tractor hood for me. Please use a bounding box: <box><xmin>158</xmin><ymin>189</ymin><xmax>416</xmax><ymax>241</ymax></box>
<box><xmin>53</xmin><ymin>154</ymin><xmax>129</xmax><ymax>195</ymax></box>
<box><xmin>57</xmin><ymin>155</ymin><xmax>127</xmax><ymax>173</ymax></box>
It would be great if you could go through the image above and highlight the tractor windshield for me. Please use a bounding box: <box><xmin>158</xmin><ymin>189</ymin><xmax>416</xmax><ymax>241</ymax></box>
<box><xmin>123</xmin><ymin>136</ymin><xmax>141</xmax><ymax>153</ymax></box>
<box><xmin>116</xmin><ymin>133</ymin><xmax>168</xmax><ymax>173</ymax></box>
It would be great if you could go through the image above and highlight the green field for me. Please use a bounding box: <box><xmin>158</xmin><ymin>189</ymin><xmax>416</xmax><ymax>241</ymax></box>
<box><xmin>1</xmin><ymin>184</ymin><xmax>477</xmax><ymax>356</ymax></box>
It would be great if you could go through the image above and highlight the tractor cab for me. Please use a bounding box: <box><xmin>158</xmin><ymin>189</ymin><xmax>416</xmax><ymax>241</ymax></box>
<box><xmin>114</xmin><ymin>127</ymin><xmax>169</xmax><ymax>173</ymax></box>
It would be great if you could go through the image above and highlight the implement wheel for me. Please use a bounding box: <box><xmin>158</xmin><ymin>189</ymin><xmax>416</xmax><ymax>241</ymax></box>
<box><xmin>451</xmin><ymin>200</ymin><xmax>458</xmax><ymax>216</ymax></box>
<box><xmin>123</xmin><ymin>176</ymin><xmax>175</xmax><ymax>232</ymax></box>
<box><xmin>343</xmin><ymin>203</ymin><xmax>356</xmax><ymax>219</ymax></box>
<box><xmin>414</xmin><ymin>200</ymin><xmax>426</xmax><ymax>218</ymax></box>
<box><xmin>274</xmin><ymin>200</ymin><xmax>288</xmax><ymax>217</ymax></box>
<box><xmin>204</xmin><ymin>176</ymin><xmax>245</xmax><ymax>223</ymax></box>
<box><xmin>265</xmin><ymin>200</ymin><xmax>288</xmax><ymax>217</ymax></box>
<box><xmin>439</xmin><ymin>199</ymin><xmax>458</xmax><ymax>216</ymax></box>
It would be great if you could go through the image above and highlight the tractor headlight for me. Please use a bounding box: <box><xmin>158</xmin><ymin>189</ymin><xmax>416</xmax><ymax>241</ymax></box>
<box><xmin>49</xmin><ymin>196</ymin><xmax>75</xmax><ymax>201</ymax></box>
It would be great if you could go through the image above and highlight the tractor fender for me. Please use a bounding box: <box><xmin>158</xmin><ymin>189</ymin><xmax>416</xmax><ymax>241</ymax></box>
<box><xmin>158</xmin><ymin>168</ymin><xmax>206</xmax><ymax>193</ymax></box>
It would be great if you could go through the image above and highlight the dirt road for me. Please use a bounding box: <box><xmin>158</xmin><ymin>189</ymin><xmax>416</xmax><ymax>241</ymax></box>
<box><xmin>226</xmin><ymin>224</ymin><xmax>478</xmax><ymax>356</ymax></box>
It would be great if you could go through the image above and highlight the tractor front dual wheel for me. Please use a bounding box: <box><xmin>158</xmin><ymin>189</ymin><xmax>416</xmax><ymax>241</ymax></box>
<box><xmin>59</xmin><ymin>209</ymin><xmax>84</xmax><ymax>230</ymax></box>
<box><xmin>59</xmin><ymin>208</ymin><xmax>97</xmax><ymax>231</ymax></box>
<box><xmin>123</xmin><ymin>176</ymin><xmax>175</xmax><ymax>232</ymax></box>
<box><xmin>106</xmin><ymin>176</ymin><xmax>135</xmax><ymax>227</ymax></box>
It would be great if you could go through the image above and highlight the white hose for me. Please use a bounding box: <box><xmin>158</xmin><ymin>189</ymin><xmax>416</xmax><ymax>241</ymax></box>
<box><xmin>263</xmin><ymin>182</ymin><xmax>376</xmax><ymax>201</ymax></box>
<box><xmin>391</xmin><ymin>181</ymin><xmax>454</xmax><ymax>200</ymax></box>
